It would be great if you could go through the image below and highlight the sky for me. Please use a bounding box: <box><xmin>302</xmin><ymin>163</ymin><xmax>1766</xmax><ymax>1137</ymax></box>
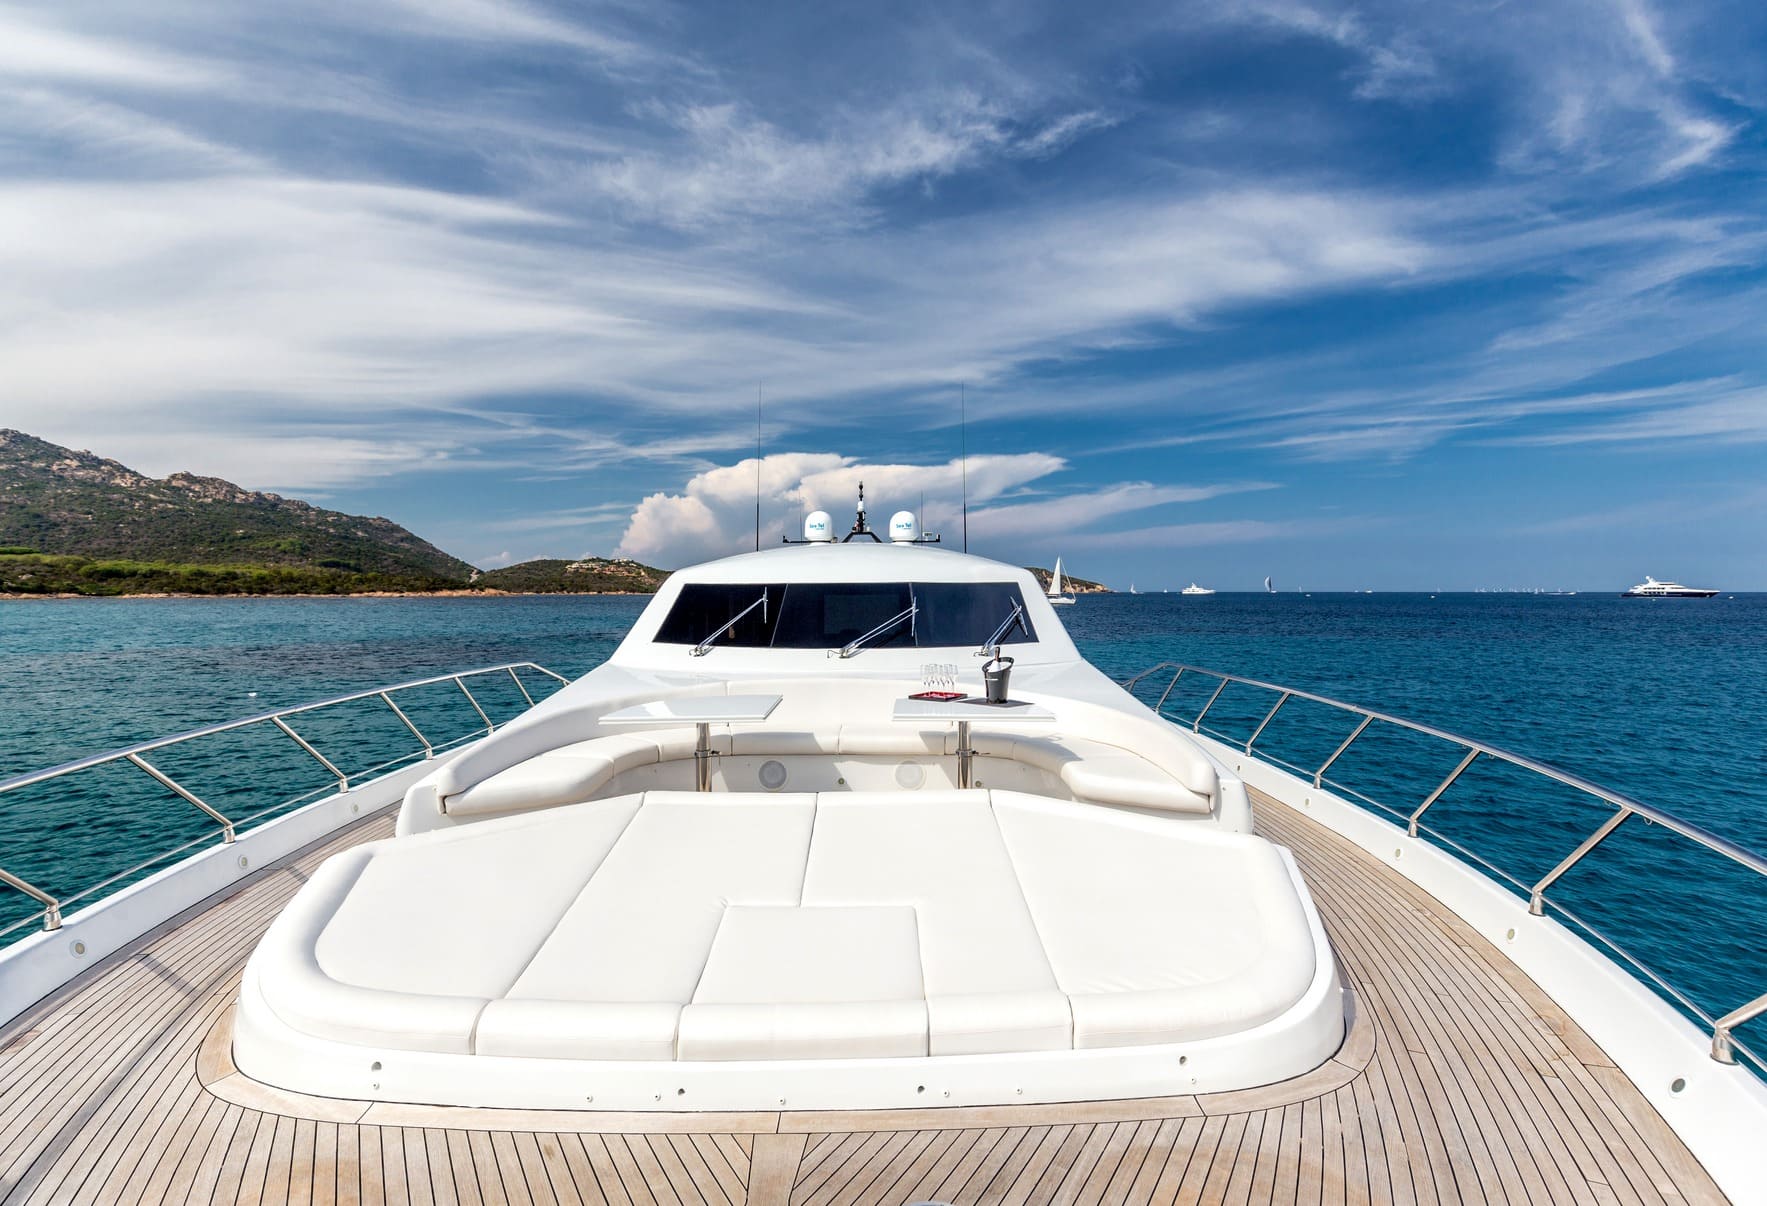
<box><xmin>1</xmin><ymin>0</ymin><xmax>1765</xmax><ymax>589</ymax></box>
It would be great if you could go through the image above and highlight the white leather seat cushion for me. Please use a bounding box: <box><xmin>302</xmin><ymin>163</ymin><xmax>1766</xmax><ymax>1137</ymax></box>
<box><xmin>802</xmin><ymin>793</ymin><xmax>1069</xmax><ymax>1054</ymax></box>
<box><xmin>250</xmin><ymin>851</ymin><xmax>487</xmax><ymax>1054</ymax></box>
<box><xmin>838</xmin><ymin>726</ymin><xmax>954</xmax><ymax>756</ymax></box>
<box><xmin>678</xmin><ymin>905</ymin><xmax>927</xmax><ymax>1060</ymax></box>
<box><xmin>730</xmin><ymin>730</ymin><xmax>839</xmax><ymax>755</ymax></box>
<box><xmin>976</xmin><ymin>734</ymin><xmax>1211</xmax><ymax>815</ymax></box>
<box><xmin>474</xmin><ymin>999</ymin><xmax>682</xmax><ymax>1061</ymax></box>
<box><xmin>445</xmin><ymin>729</ymin><xmax>725</xmax><ymax>816</ymax></box>
<box><xmin>993</xmin><ymin>791</ymin><xmax>1316</xmax><ymax>1048</ymax></box>
<box><xmin>504</xmin><ymin>793</ymin><xmax>816</xmax><ymax>1005</ymax></box>
<box><xmin>316</xmin><ymin>795</ymin><xmax>643</xmax><ymax>997</ymax></box>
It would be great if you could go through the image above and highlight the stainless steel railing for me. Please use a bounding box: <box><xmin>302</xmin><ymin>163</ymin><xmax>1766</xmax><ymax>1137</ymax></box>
<box><xmin>1120</xmin><ymin>661</ymin><xmax>1767</xmax><ymax>1071</ymax></box>
<box><xmin>0</xmin><ymin>662</ymin><xmax>568</xmax><ymax>939</ymax></box>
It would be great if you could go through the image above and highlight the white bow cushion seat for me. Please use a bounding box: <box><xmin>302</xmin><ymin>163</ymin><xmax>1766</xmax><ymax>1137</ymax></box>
<box><xmin>678</xmin><ymin>906</ymin><xmax>927</xmax><ymax>1060</ymax></box>
<box><xmin>242</xmin><ymin>786</ymin><xmax>1327</xmax><ymax>1082</ymax></box>
<box><xmin>802</xmin><ymin>793</ymin><xmax>1071</xmax><ymax>1054</ymax></box>
<box><xmin>444</xmin><ymin>729</ymin><xmax>728</xmax><ymax>817</ymax></box>
<box><xmin>478</xmin><ymin>794</ymin><xmax>818</xmax><ymax>1060</ymax></box>
<box><xmin>971</xmin><ymin>734</ymin><xmax>1212</xmax><ymax>815</ymax></box>
<box><xmin>250</xmin><ymin>795</ymin><xmax>644</xmax><ymax>1053</ymax></box>
<box><xmin>992</xmin><ymin>791</ymin><xmax>1316</xmax><ymax>1048</ymax></box>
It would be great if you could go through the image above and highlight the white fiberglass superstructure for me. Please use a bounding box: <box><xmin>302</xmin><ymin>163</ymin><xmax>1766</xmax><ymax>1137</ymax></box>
<box><xmin>231</xmin><ymin>529</ymin><xmax>1344</xmax><ymax>1112</ymax></box>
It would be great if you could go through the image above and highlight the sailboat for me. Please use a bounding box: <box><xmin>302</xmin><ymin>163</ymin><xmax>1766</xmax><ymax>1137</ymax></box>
<box><xmin>1264</xmin><ymin>575</ymin><xmax>1275</xmax><ymax>594</ymax></box>
<box><xmin>1047</xmin><ymin>557</ymin><xmax>1076</xmax><ymax>605</ymax></box>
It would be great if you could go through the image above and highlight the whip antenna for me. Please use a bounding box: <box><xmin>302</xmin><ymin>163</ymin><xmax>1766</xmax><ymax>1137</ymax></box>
<box><xmin>754</xmin><ymin>385</ymin><xmax>762</xmax><ymax>552</ymax></box>
<box><xmin>960</xmin><ymin>384</ymin><xmax>968</xmax><ymax>554</ymax></box>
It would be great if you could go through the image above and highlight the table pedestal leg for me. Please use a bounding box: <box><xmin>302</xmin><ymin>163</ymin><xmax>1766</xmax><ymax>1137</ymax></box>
<box><xmin>957</xmin><ymin>719</ymin><xmax>973</xmax><ymax>790</ymax></box>
<box><xmin>694</xmin><ymin>721</ymin><xmax>712</xmax><ymax>792</ymax></box>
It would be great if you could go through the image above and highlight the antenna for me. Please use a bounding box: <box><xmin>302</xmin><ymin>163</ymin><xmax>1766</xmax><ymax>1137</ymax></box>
<box><xmin>960</xmin><ymin>384</ymin><xmax>969</xmax><ymax>554</ymax></box>
<box><xmin>754</xmin><ymin>385</ymin><xmax>762</xmax><ymax>552</ymax></box>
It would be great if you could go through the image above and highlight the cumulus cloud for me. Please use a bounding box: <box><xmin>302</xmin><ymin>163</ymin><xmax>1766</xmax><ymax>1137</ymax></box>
<box><xmin>615</xmin><ymin>452</ymin><xmax>1066</xmax><ymax>566</ymax></box>
<box><xmin>613</xmin><ymin>452</ymin><xmax>1278</xmax><ymax>568</ymax></box>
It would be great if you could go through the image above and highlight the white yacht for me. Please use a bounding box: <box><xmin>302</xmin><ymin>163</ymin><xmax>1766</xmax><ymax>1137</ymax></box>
<box><xmin>1180</xmin><ymin>582</ymin><xmax>1215</xmax><ymax>595</ymax></box>
<box><xmin>1624</xmin><ymin>575</ymin><xmax>1720</xmax><ymax>598</ymax></box>
<box><xmin>0</xmin><ymin>498</ymin><xmax>1763</xmax><ymax>1204</ymax></box>
<box><xmin>1045</xmin><ymin>556</ymin><xmax>1076</xmax><ymax>605</ymax></box>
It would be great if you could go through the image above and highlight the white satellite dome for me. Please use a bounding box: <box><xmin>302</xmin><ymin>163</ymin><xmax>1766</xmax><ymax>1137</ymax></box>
<box><xmin>803</xmin><ymin>510</ymin><xmax>834</xmax><ymax>542</ymax></box>
<box><xmin>888</xmin><ymin>510</ymin><xmax>917</xmax><ymax>543</ymax></box>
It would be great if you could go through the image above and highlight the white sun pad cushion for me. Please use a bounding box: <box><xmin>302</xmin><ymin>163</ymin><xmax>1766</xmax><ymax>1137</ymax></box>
<box><xmin>477</xmin><ymin>793</ymin><xmax>818</xmax><ymax>1059</ymax></box>
<box><xmin>678</xmin><ymin>906</ymin><xmax>927</xmax><ymax>1060</ymax></box>
<box><xmin>256</xmin><ymin>795</ymin><xmax>643</xmax><ymax>1053</ymax></box>
<box><xmin>802</xmin><ymin>793</ymin><xmax>1070</xmax><ymax>1054</ymax></box>
<box><xmin>993</xmin><ymin>791</ymin><xmax>1316</xmax><ymax>1047</ymax></box>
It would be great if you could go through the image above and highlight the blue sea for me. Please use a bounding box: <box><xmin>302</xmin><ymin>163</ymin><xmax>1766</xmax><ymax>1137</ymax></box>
<box><xmin>1</xmin><ymin>591</ymin><xmax>1763</xmax><ymax>1059</ymax></box>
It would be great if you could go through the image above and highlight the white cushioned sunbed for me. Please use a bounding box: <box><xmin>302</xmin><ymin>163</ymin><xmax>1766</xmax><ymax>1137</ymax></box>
<box><xmin>236</xmin><ymin>790</ymin><xmax>1340</xmax><ymax>1109</ymax></box>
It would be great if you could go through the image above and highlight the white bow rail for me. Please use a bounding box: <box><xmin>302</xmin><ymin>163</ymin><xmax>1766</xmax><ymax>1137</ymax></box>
<box><xmin>1119</xmin><ymin>661</ymin><xmax>1767</xmax><ymax>1072</ymax></box>
<box><xmin>0</xmin><ymin>662</ymin><xmax>568</xmax><ymax>942</ymax></box>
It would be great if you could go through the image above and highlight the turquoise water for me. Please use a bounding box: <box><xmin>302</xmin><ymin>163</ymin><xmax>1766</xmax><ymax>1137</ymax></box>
<box><xmin>1</xmin><ymin>592</ymin><xmax>1762</xmax><ymax>1059</ymax></box>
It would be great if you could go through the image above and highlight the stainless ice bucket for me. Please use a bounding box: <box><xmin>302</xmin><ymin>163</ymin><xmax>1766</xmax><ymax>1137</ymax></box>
<box><xmin>982</xmin><ymin>654</ymin><xmax>1014</xmax><ymax>703</ymax></box>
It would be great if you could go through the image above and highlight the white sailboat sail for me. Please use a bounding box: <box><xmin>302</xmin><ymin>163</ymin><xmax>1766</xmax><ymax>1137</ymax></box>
<box><xmin>1048</xmin><ymin>557</ymin><xmax>1076</xmax><ymax>604</ymax></box>
<box><xmin>1264</xmin><ymin>575</ymin><xmax>1274</xmax><ymax>593</ymax></box>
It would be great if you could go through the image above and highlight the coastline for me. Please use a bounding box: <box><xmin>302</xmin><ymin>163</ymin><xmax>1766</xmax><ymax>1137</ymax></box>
<box><xmin>0</xmin><ymin>589</ymin><xmax>658</xmax><ymax>600</ymax></box>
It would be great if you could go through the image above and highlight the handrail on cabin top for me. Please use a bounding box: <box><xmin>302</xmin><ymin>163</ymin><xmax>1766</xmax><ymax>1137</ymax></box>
<box><xmin>1119</xmin><ymin>661</ymin><xmax>1767</xmax><ymax>1070</ymax></box>
<box><xmin>0</xmin><ymin>662</ymin><xmax>568</xmax><ymax>938</ymax></box>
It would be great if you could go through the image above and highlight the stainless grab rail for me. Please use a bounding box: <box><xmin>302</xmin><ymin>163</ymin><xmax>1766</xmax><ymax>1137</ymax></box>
<box><xmin>0</xmin><ymin>662</ymin><xmax>569</xmax><ymax>938</ymax></box>
<box><xmin>1119</xmin><ymin>661</ymin><xmax>1767</xmax><ymax>1070</ymax></box>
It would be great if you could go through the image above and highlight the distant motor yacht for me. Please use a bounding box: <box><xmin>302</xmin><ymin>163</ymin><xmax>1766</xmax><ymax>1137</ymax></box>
<box><xmin>1180</xmin><ymin>582</ymin><xmax>1215</xmax><ymax>596</ymax></box>
<box><xmin>1622</xmin><ymin>575</ymin><xmax>1719</xmax><ymax>598</ymax></box>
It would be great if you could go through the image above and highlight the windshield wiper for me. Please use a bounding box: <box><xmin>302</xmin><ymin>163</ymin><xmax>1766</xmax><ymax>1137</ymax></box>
<box><xmin>691</xmin><ymin>589</ymin><xmax>768</xmax><ymax>657</ymax></box>
<box><xmin>838</xmin><ymin>604</ymin><xmax>917</xmax><ymax>658</ymax></box>
<box><xmin>975</xmin><ymin>599</ymin><xmax>1028</xmax><ymax>658</ymax></box>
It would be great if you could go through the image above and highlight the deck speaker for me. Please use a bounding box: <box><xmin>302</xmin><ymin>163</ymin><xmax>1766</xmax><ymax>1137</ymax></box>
<box><xmin>758</xmin><ymin>759</ymin><xmax>788</xmax><ymax>790</ymax></box>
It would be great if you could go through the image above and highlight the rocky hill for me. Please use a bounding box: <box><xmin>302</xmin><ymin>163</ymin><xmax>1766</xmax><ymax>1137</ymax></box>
<box><xmin>476</xmin><ymin>557</ymin><xmax>668</xmax><ymax>593</ymax></box>
<box><xmin>1027</xmin><ymin>565</ymin><xmax>1109</xmax><ymax>594</ymax></box>
<box><xmin>0</xmin><ymin>429</ymin><xmax>472</xmax><ymax>581</ymax></box>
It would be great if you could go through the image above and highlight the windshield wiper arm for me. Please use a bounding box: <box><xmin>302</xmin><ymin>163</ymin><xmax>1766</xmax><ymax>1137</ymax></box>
<box><xmin>976</xmin><ymin>600</ymin><xmax>1027</xmax><ymax>658</ymax></box>
<box><xmin>691</xmin><ymin>589</ymin><xmax>768</xmax><ymax>657</ymax></box>
<box><xmin>839</xmin><ymin>604</ymin><xmax>917</xmax><ymax>659</ymax></box>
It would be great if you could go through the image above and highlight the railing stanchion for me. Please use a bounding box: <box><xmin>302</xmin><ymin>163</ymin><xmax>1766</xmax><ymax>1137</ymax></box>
<box><xmin>272</xmin><ymin>717</ymin><xmax>350</xmax><ymax>792</ymax></box>
<box><xmin>1407</xmin><ymin>749</ymin><xmax>1479</xmax><ymax>837</ymax></box>
<box><xmin>126</xmin><ymin>753</ymin><xmax>236</xmax><ymax>843</ymax></box>
<box><xmin>1245</xmin><ymin>692</ymin><xmax>1290</xmax><ymax>753</ymax></box>
<box><xmin>1315</xmin><ymin>715</ymin><xmax>1373</xmax><ymax>788</ymax></box>
<box><xmin>506</xmin><ymin>667</ymin><xmax>535</xmax><ymax>708</ymax></box>
<box><xmin>1154</xmin><ymin>666</ymin><xmax>1185</xmax><ymax>715</ymax></box>
<box><xmin>1193</xmin><ymin>677</ymin><xmax>1229</xmax><ymax>733</ymax></box>
<box><xmin>1529</xmin><ymin>805</ymin><xmax>1630</xmax><ymax>916</ymax></box>
<box><xmin>380</xmin><ymin>692</ymin><xmax>432</xmax><ymax>759</ymax></box>
<box><xmin>0</xmin><ymin>868</ymin><xmax>62</xmax><ymax>931</ymax></box>
<box><xmin>456</xmin><ymin>676</ymin><xmax>495</xmax><ymax>735</ymax></box>
<box><xmin>1713</xmin><ymin>990</ymin><xmax>1767</xmax><ymax>1064</ymax></box>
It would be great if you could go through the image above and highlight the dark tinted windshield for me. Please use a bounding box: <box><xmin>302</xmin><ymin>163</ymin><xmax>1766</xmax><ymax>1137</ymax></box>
<box><xmin>653</xmin><ymin>583</ymin><xmax>783</xmax><ymax>648</ymax></box>
<box><xmin>653</xmin><ymin>581</ymin><xmax>1036</xmax><ymax>648</ymax></box>
<box><xmin>772</xmin><ymin>582</ymin><xmax>915</xmax><ymax>649</ymax></box>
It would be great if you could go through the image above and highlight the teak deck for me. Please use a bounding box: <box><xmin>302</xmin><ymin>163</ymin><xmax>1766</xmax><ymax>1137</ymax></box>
<box><xmin>0</xmin><ymin>788</ymin><xmax>1726</xmax><ymax>1204</ymax></box>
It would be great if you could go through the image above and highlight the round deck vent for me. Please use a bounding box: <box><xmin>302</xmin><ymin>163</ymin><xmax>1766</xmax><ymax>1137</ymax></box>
<box><xmin>895</xmin><ymin>761</ymin><xmax>926</xmax><ymax>789</ymax></box>
<box><xmin>759</xmin><ymin>760</ymin><xmax>788</xmax><ymax>790</ymax></box>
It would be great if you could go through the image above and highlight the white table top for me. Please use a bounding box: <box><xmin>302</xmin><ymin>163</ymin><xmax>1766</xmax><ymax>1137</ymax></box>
<box><xmin>891</xmin><ymin>697</ymin><xmax>1055</xmax><ymax>722</ymax></box>
<box><xmin>601</xmin><ymin>695</ymin><xmax>783</xmax><ymax>725</ymax></box>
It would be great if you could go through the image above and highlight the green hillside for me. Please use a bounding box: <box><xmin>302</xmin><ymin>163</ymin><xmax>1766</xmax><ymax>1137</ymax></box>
<box><xmin>476</xmin><ymin>557</ymin><xmax>668</xmax><ymax>593</ymax></box>
<box><xmin>0</xmin><ymin>429</ymin><xmax>472</xmax><ymax>580</ymax></box>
